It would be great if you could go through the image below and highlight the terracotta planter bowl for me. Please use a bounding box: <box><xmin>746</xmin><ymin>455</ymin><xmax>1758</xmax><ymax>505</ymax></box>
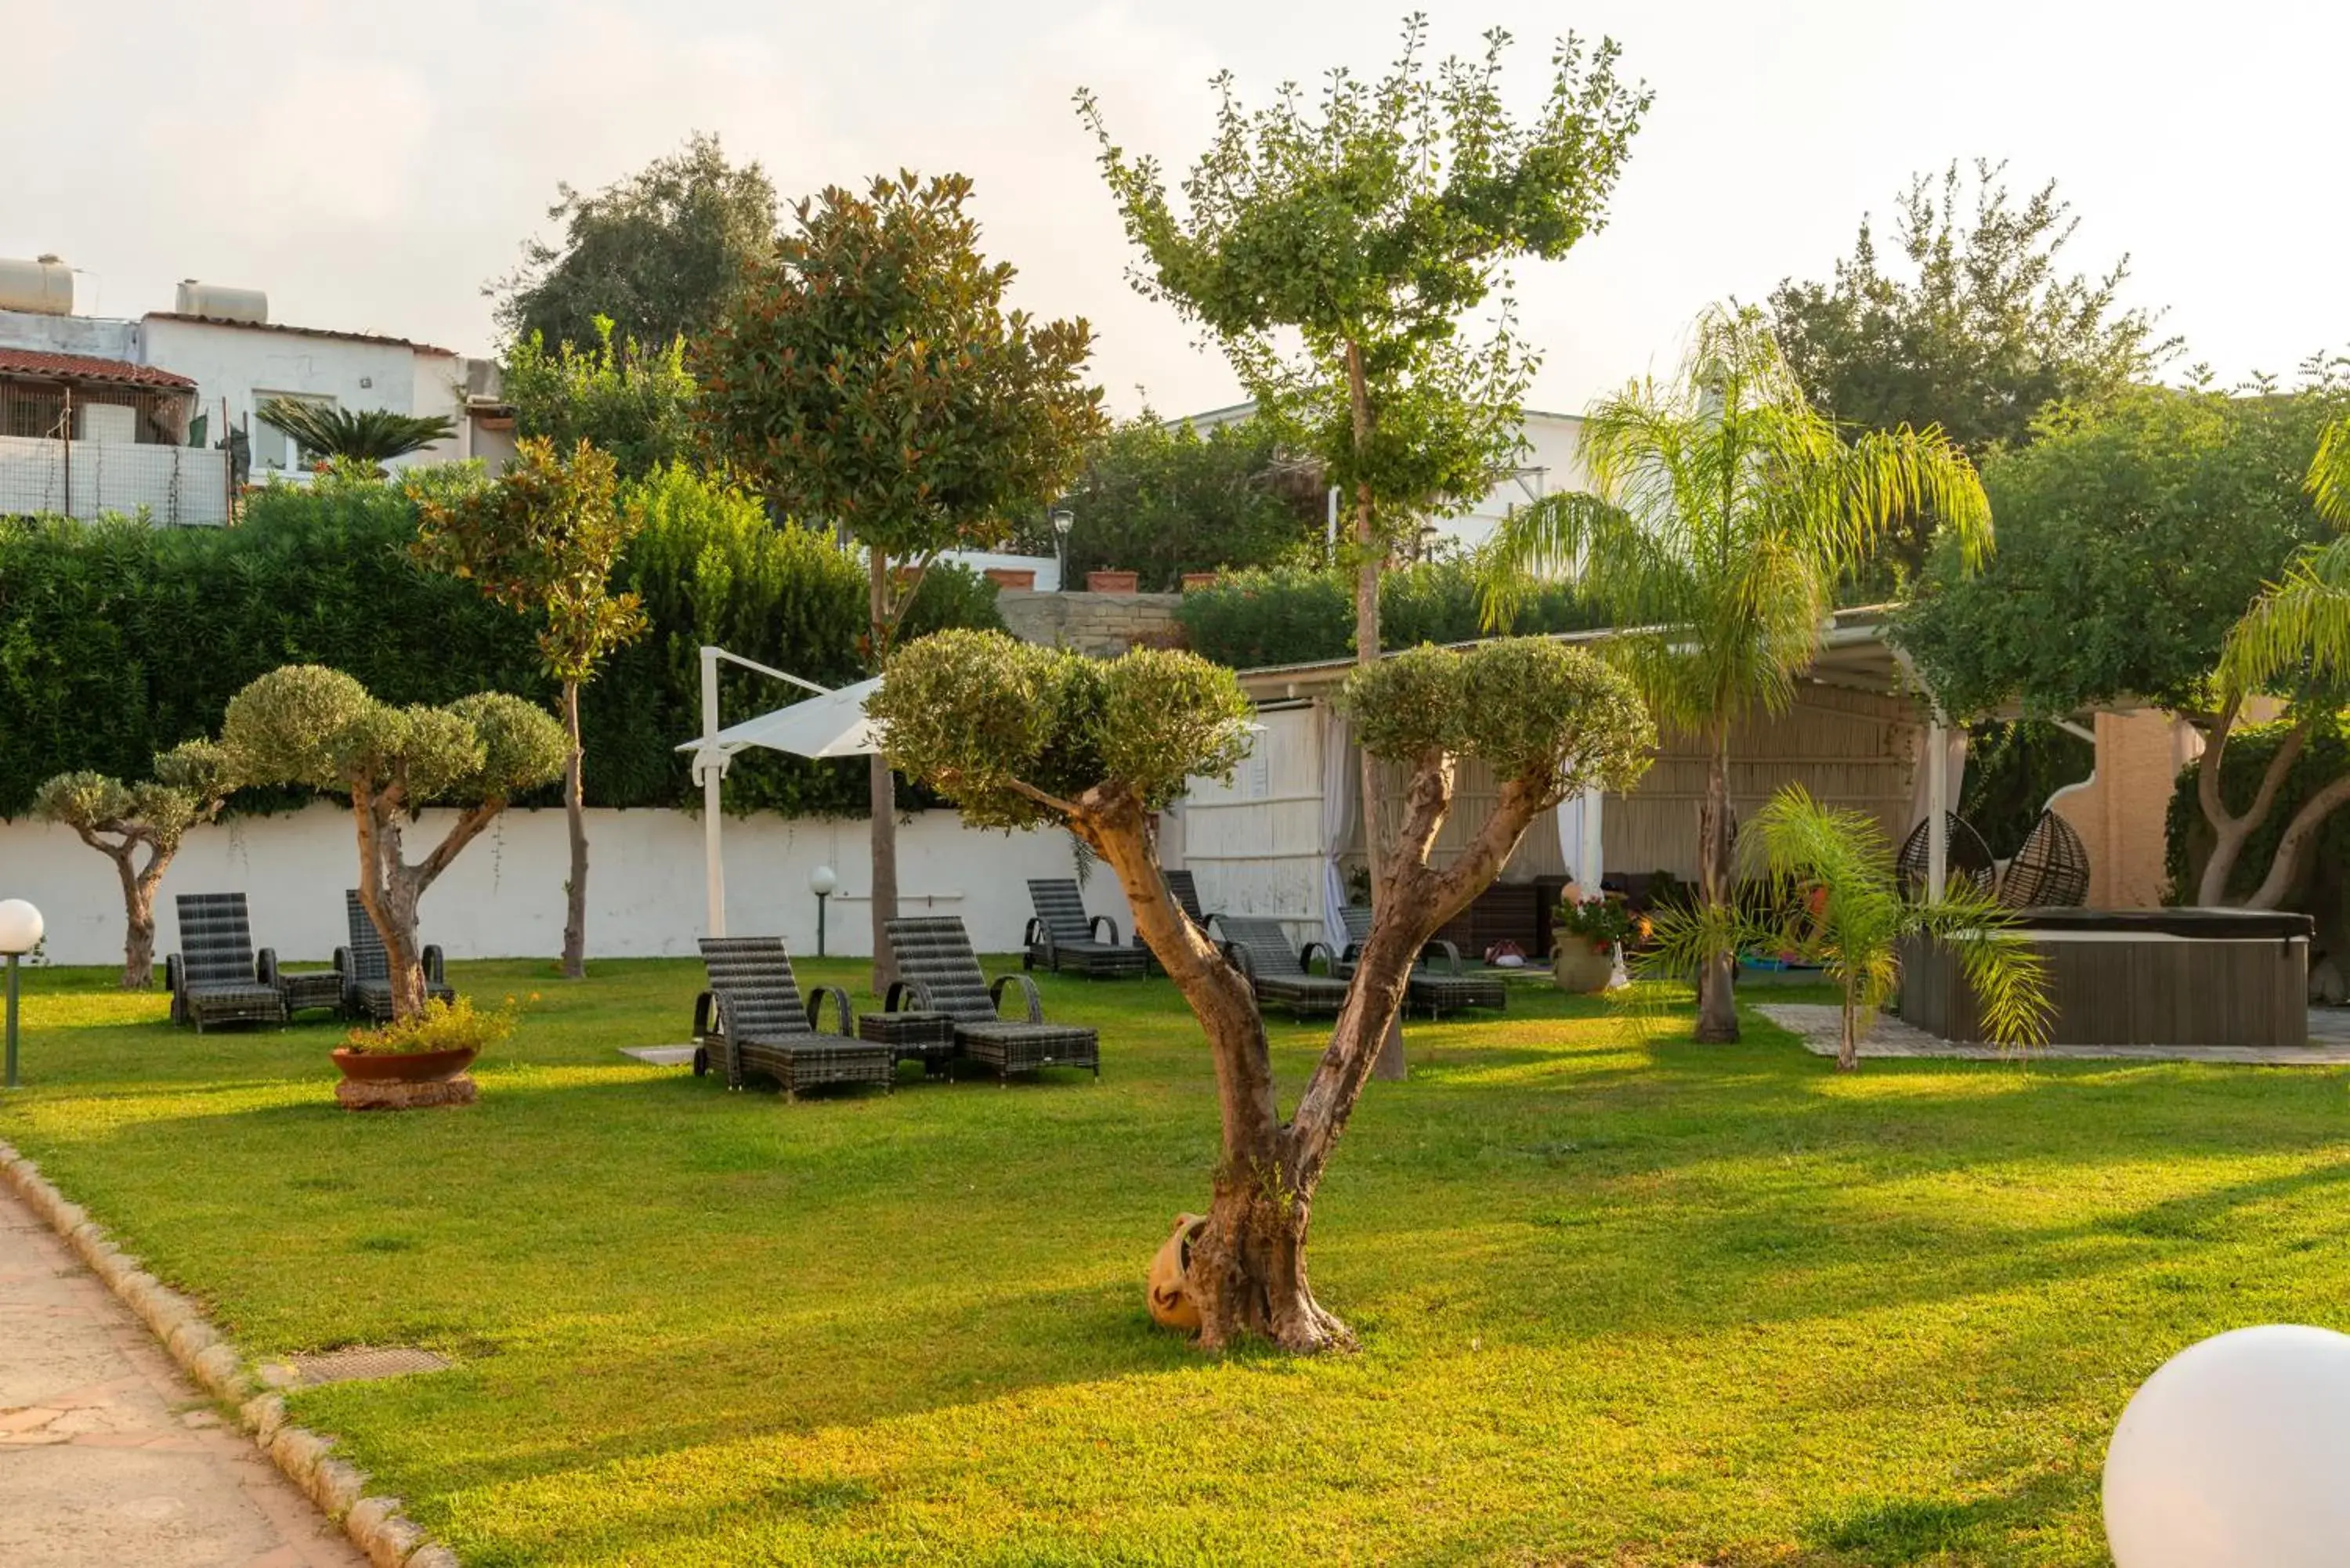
<box><xmin>331</xmin><ymin>1045</ymin><xmax>479</xmax><ymax>1084</ymax></box>
<box><xmin>1087</xmin><ymin>569</ymin><xmax>1140</xmax><ymax>594</ymax></box>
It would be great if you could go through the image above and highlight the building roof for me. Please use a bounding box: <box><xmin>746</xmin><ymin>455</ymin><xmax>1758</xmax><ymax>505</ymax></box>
<box><xmin>0</xmin><ymin>346</ymin><xmax>197</xmax><ymax>392</ymax></box>
<box><xmin>140</xmin><ymin>313</ymin><xmax>456</xmax><ymax>356</ymax></box>
<box><xmin>1234</xmin><ymin>606</ymin><xmax>1915</xmax><ymax>706</ymax></box>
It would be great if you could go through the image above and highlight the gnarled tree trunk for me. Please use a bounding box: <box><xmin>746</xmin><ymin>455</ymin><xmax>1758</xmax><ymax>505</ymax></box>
<box><xmin>80</xmin><ymin>829</ymin><xmax>172</xmax><ymax>990</ymax></box>
<box><xmin>352</xmin><ymin>780</ymin><xmax>502</xmax><ymax>1020</ymax></box>
<box><xmin>561</xmin><ymin>678</ymin><xmax>588</xmax><ymax>980</ymax></box>
<box><xmin>1694</xmin><ymin>718</ymin><xmax>1739</xmax><ymax>1042</ymax></box>
<box><xmin>1343</xmin><ymin>337</ymin><xmax>1408</xmax><ymax>1085</ymax></box>
<box><xmin>2191</xmin><ymin>699</ymin><xmax>2348</xmax><ymax>909</ymax></box>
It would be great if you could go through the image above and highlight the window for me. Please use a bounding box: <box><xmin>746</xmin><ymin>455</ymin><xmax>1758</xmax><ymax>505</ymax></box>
<box><xmin>250</xmin><ymin>392</ymin><xmax>334</xmax><ymax>471</ymax></box>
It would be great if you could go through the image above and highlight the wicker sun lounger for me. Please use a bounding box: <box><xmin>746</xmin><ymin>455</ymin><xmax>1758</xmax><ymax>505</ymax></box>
<box><xmin>165</xmin><ymin>893</ymin><xmax>288</xmax><ymax>1031</ymax></box>
<box><xmin>1024</xmin><ymin>880</ymin><xmax>1149</xmax><ymax>977</ymax></box>
<box><xmin>694</xmin><ymin>936</ymin><xmax>890</xmax><ymax>1099</ymax></box>
<box><xmin>1164</xmin><ymin>870</ymin><xmax>1220</xmax><ymax>932</ymax></box>
<box><xmin>1329</xmin><ymin>904</ymin><xmax>1506</xmax><ymax>1017</ymax></box>
<box><xmin>337</xmin><ymin>891</ymin><xmax>455</xmax><ymax>1023</ymax></box>
<box><xmin>1217</xmin><ymin>916</ymin><xmax>1350</xmax><ymax>1019</ymax></box>
<box><xmin>887</xmin><ymin>916</ymin><xmax>1100</xmax><ymax>1082</ymax></box>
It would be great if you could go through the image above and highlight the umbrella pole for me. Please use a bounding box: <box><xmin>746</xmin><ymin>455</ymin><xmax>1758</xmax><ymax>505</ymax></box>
<box><xmin>702</xmin><ymin>647</ymin><xmax>726</xmax><ymax>938</ymax></box>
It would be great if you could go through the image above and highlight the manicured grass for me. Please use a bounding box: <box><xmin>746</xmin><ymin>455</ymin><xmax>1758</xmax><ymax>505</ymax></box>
<box><xmin>3</xmin><ymin>957</ymin><xmax>2345</xmax><ymax>1565</ymax></box>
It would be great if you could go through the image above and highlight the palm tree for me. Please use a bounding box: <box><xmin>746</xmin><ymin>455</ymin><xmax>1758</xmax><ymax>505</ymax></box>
<box><xmin>255</xmin><ymin>399</ymin><xmax>457</xmax><ymax>471</ymax></box>
<box><xmin>2205</xmin><ymin>413</ymin><xmax>2350</xmax><ymax>906</ymax></box>
<box><xmin>1483</xmin><ymin>305</ymin><xmax>1991</xmax><ymax>1041</ymax></box>
<box><xmin>1640</xmin><ymin>786</ymin><xmax>2051</xmax><ymax>1069</ymax></box>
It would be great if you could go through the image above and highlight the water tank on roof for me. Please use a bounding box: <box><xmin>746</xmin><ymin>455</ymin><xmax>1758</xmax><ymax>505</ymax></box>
<box><xmin>0</xmin><ymin>255</ymin><xmax>73</xmax><ymax>316</ymax></box>
<box><xmin>174</xmin><ymin>280</ymin><xmax>268</xmax><ymax>325</ymax></box>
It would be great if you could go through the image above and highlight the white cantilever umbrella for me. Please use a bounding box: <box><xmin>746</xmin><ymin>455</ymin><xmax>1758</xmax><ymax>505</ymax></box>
<box><xmin>678</xmin><ymin>648</ymin><xmax>884</xmax><ymax>937</ymax></box>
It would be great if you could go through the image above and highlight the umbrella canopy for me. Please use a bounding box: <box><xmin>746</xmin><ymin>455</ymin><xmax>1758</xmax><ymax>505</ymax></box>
<box><xmin>678</xmin><ymin>677</ymin><xmax>884</xmax><ymax>761</ymax></box>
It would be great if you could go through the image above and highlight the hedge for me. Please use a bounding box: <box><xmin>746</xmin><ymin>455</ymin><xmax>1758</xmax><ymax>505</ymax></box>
<box><xmin>0</xmin><ymin>467</ymin><xmax>1000</xmax><ymax>819</ymax></box>
<box><xmin>1174</xmin><ymin>559</ymin><xmax>1607</xmax><ymax>668</ymax></box>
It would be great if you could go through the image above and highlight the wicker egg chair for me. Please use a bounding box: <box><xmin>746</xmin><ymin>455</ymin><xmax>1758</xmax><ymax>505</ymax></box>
<box><xmin>1998</xmin><ymin>810</ymin><xmax>2092</xmax><ymax>909</ymax></box>
<box><xmin>1896</xmin><ymin>813</ymin><xmax>1998</xmax><ymax>898</ymax></box>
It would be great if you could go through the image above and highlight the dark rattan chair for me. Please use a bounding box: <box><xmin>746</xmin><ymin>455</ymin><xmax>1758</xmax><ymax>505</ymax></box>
<box><xmin>165</xmin><ymin>893</ymin><xmax>287</xmax><ymax>1031</ymax></box>
<box><xmin>1896</xmin><ymin>813</ymin><xmax>1998</xmax><ymax>898</ymax></box>
<box><xmin>694</xmin><ymin>936</ymin><xmax>888</xmax><ymax>1099</ymax></box>
<box><xmin>885</xmin><ymin>916</ymin><xmax>1100</xmax><ymax>1082</ymax></box>
<box><xmin>1024</xmin><ymin>880</ymin><xmax>1149</xmax><ymax>977</ymax></box>
<box><xmin>336</xmin><ymin>891</ymin><xmax>455</xmax><ymax>1023</ymax></box>
<box><xmin>1217</xmin><ymin>916</ymin><xmax>1349</xmax><ymax>1018</ymax></box>
<box><xmin>1999</xmin><ymin>810</ymin><xmax>2092</xmax><ymax>909</ymax></box>
<box><xmin>1164</xmin><ymin>870</ymin><xmax>1220</xmax><ymax>932</ymax></box>
<box><xmin>1329</xmin><ymin>905</ymin><xmax>1506</xmax><ymax>1017</ymax></box>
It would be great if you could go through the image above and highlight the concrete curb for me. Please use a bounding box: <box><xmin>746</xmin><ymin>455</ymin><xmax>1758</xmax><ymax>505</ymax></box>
<box><xmin>0</xmin><ymin>1138</ymin><xmax>458</xmax><ymax>1568</ymax></box>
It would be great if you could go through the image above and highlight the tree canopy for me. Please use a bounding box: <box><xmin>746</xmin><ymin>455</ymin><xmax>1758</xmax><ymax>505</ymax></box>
<box><xmin>1082</xmin><ymin>20</ymin><xmax>1648</xmax><ymax>583</ymax></box>
<box><xmin>1768</xmin><ymin>161</ymin><xmax>2178</xmax><ymax>580</ymax></box>
<box><xmin>1035</xmin><ymin>414</ymin><xmax>1325</xmax><ymax>591</ymax></box>
<box><xmin>1896</xmin><ymin>382</ymin><xmax>2347</xmax><ymax>719</ymax></box>
<box><xmin>492</xmin><ymin>132</ymin><xmax>779</xmax><ymax>352</ymax></box>
<box><xmin>222</xmin><ymin>666</ymin><xmax>567</xmax><ymax>807</ymax></box>
<box><xmin>502</xmin><ymin>320</ymin><xmax>697</xmax><ymax>481</ymax></box>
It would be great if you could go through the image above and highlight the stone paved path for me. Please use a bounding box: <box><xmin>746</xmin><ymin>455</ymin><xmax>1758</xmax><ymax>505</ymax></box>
<box><xmin>0</xmin><ymin>1183</ymin><xmax>363</xmax><ymax>1568</ymax></box>
<box><xmin>1757</xmin><ymin>1003</ymin><xmax>2350</xmax><ymax>1065</ymax></box>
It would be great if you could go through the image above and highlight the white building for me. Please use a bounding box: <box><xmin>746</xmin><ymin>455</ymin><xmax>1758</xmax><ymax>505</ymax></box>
<box><xmin>0</xmin><ymin>257</ymin><xmax>514</xmax><ymax>522</ymax></box>
<box><xmin>1179</xmin><ymin>401</ymin><xmax>1590</xmax><ymax>551</ymax></box>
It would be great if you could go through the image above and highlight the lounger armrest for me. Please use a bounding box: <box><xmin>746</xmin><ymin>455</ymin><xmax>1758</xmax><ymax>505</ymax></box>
<box><xmin>1420</xmin><ymin>938</ymin><xmax>1464</xmax><ymax>974</ymax></box>
<box><xmin>692</xmin><ymin>990</ymin><xmax>716</xmax><ymax>1041</ymax></box>
<box><xmin>164</xmin><ymin>953</ymin><xmax>182</xmax><ymax>995</ymax></box>
<box><xmin>256</xmin><ymin>947</ymin><xmax>279</xmax><ymax>985</ymax></box>
<box><xmin>1022</xmin><ymin>917</ymin><xmax>1048</xmax><ymax>948</ymax></box>
<box><xmin>1300</xmin><ymin>940</ymin><xmax>1335</xmax><ymax>975</ymax></box>
<box><xmin>422</xmin><ymin>945</ymin><xmax>446</xmax><ymax>986</ymax></box>
<box><xmin>990</xmin><ymin>973</ymin><xmax>1045</xmax><ymax>1024</ymax></box>
<box><xmin>884</xmin><ymin>978</ymin><xmax>928</xmax><ymax>1012</ymax></box>
<box><xmin>1089</xmin><ymin>915</ymin><xmax>1121</xmax><ymax>945</ymax></box>
<box><xmin>806</xmin><ymin>985</ymin><xmax>855</xmax><ymax>1038</ymax></box>
<box><xmin>1223</xmin><ymin>942</ymin><xmax>1256</xmax><ymax>981</ymax></box>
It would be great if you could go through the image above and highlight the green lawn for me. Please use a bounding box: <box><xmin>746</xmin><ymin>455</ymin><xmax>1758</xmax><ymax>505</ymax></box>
<box><xmin>2</xmin><ymin>958</ymin><xmax>2344</xmax><ymax>1566</ymax></box>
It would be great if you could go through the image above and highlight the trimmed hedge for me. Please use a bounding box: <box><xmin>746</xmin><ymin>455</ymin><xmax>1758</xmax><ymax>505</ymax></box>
<box><xmin>0</xmin><ymin>468</ymin><xmax>999</xmax><ymax>818</ymax></box>
<box><xmin>1174</xmin><ymin>560</ymin><xmax>1607</xmax><ymax>669</ymax></box>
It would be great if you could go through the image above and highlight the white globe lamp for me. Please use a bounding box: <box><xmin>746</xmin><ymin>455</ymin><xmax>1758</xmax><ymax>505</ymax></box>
<box><xmin>0</xmin><ymin>898</ymin><xmax>43</xmax><ymax>1089</ymax></box>
<box><xmin>808</xmin><ymin>865</ymin><xmax>838</xmax><ymax>956</ymax></box>
<box><xmin>2104</xmin><ymin>1324</ymin><xmax>2350</xmax><ymax>1567</ymax></box>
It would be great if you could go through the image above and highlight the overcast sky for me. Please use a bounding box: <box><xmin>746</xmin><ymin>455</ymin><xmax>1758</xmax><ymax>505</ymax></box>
<box><xmin>8</xmin><ymin>2</ymin><xmax>2343</xmax><ymax>418</ymax></box>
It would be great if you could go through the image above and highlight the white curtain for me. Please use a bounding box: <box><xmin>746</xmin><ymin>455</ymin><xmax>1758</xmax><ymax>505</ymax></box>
<box><xmin>1907</xmin><ymin>725</ymin><xmax>1971</xmax><ymax>830</ymax></box>
<box><xmin>1321</xmin><ymin>706</ymin><xmax>1357</xmax><ymax>952</ymax></box>
<box><xmin>1555</xmin><ymin>782</ymin><xmax>1605</xmax><ymax>895</ymax></box>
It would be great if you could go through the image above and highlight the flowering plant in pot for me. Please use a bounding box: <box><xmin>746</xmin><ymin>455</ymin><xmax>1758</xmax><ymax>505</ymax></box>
<box><xmin>1553</xmin><ymin>895</ymin><xmax>1637</xmax><ymax>993</ymax></box>
<box><xmin>334</xmin><ymin>995</ymin><xmax>520</xmax><ymax>1084</ymax></box>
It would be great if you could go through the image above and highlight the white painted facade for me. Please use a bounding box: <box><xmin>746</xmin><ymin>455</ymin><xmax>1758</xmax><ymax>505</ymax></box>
<box><xmin>139</xmin><ymin>315</ymin><xmax>475</xmax><ymax>478</ymax></box>
<box><xmin>0</xmin><ymin>804</ymin><xmax>1134</xmax><ymax>970</ymax></box>
<box><xmin>1179</xmin><ymin>403</ymin><xmax>1591</xmax><ymax>551</ymax></box>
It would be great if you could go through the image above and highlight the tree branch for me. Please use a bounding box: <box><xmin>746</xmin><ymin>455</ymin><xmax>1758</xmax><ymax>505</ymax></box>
<box><xmin>2243</xmin><ymin>768</ymin><xmax>2350</xmax><ymax>909</ymax></box>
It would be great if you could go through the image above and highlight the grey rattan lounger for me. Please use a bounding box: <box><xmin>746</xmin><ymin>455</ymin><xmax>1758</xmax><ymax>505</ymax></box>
<box><xmin>1024</xmin><ymin>880</ymin><xmax>1149</xmax><ymax>977</ymax></box>
<box><xmin>1329</xmin><ymin>904</ymin><xmax>1506</xmax><ymax>1017</ymax></box>
<box><xmin>694</xmin><ymin>936</ymin><xmax>890</xmax><ymax>1099</ymax></box>
<box><xmin>166</xmin><ymin>893</ymin><xmax>287</xmax><ymax>1031</ymax></box>
<box><xmin>887</xmin><ymin>916</ymin><xmax>1100</xmax><ymax>1082</ymax></box>
<box><xmin>1216</xmin><ymin>916</ymin><xmax>1349</xmax><ymax>1018</ymax></box>
<box><xmin>337</xmin><ymin>891</ymin><xmax>455</xmax><ymax>1023</ymax></box>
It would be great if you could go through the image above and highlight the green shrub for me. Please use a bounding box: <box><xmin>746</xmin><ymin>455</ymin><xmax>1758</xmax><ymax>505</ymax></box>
<box><xmin>0</xmin><ymin>469</ymin><xmax>1001</xmax><ymax>818</ymax></box>
<box><xmin>1175</xmin><ymin>557</ymin><xmax>1605</xmax><ymax>668</ymax></box>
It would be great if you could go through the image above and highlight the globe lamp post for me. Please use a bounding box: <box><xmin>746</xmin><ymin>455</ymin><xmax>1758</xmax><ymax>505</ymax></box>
<box><xmin>809</xmin><ymin>865</ymin><xmax>838</xmax><ymax>957</ymax></box>
<box><xmin>0</xmin><ymin>899</ymin><xmax>45</xmax><ymax>1089</ymax></box>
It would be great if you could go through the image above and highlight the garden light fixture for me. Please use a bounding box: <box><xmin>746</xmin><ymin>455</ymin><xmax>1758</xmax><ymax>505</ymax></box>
<box><xmin>0</xmin><ymin>898</ymin><xmax>44</xmax><ymax>1089</ymax></box>
<box><xmin>809</xmin><ymin>865</ymin><xmax>838</xmax><ymax>956</ymax></box>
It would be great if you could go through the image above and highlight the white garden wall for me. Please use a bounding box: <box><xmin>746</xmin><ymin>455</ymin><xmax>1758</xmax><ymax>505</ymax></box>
<box><xmin>0</xmin><ymin>804</ymin><xmax>1134</xmax><ymax>970</ymax></box>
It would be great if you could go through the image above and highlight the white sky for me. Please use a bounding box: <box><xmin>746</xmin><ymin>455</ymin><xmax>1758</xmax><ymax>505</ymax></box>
<box><xmin>6</xmin><ymin>1</ymin><xmax>2342</xmax><ymax>419</ymax></box>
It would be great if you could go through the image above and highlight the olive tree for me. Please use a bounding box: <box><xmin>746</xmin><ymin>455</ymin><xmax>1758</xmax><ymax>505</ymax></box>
<box><xmin>33</xmin><ymin>742</ymin><xmax>234</xmax><ymax>988</ymax></box>
<box><xmin>219</xmin><ymin>667</ymin><xmax>568</xmax><ymax>1017</ymax></box>
<box><xmin>873</xmin><ymin>630</ymin><xmax>1652</xmax><ymax>1353</ymax></box>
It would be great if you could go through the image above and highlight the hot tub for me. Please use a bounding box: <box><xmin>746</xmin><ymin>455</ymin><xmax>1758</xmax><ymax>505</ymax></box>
<box><xmin>1898</xmin><ymin>908</ymin><xmax>2314</xmax><ymax>1050</ymax></box>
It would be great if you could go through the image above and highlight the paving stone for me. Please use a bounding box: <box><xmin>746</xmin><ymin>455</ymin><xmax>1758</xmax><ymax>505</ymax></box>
<box><xmin>1756</xmin><ymin>1003</ymin><xmax>2350</xmax><ymax>1064</ymax></box>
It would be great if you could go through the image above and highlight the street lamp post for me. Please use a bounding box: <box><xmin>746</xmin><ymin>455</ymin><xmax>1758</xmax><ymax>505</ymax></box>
<box><xmin>0</xmin><ymin>900</ymin><xmax>45</xmax><ymax>1090</ymax></box>
<box><xmin>1050</xmin><ymin>508</ymin><xmax>1075</xmax><ymax>591</ymax></box>
<box><xmin>809</xmin><ymin>865</ymin><xmax>838</xmax><ymax>957</ymax></box>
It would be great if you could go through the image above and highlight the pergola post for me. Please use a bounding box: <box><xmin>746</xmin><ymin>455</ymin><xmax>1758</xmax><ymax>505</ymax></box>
<box><xmin>1926</xmin><ymin>709</ymin><xmax>1949</xmax><ymax>902</ymax></box>
<box><xmin>700</xmin><ymin>647</ymin><xmax>727</xmax><ymax>938</ymax></box>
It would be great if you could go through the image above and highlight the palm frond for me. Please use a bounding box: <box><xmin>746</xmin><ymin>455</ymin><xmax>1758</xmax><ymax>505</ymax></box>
<box><xmin>2309</xmin><ymin>414</ymin><xmax>2350</xmax><ymax>527</ymax></box>
<box><xmin>2218</xmin><ymin>537</ymin><xmax>2350</xmax><ymax>697</ymax></box>
<box><xmin>255</xmin><ymin>399</ymin><xmax>459</xmax><ymax>465</ymax></box>
<box><xmin>1905</xmin><ymin>891</ymin><xmax>2054</xmax><ymax>1051</ymax></box>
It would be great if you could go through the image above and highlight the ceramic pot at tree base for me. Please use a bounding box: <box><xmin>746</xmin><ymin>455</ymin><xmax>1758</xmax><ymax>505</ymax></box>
<box><xmin>331</xmin><ymin>1046</ymin><xmax>478</xmax><ymax>1084</ymax></box>
<box><xmin>1553</xmin><ymin>943</ymin><xmax>1615</xmax><ymax>995</ymax></box>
